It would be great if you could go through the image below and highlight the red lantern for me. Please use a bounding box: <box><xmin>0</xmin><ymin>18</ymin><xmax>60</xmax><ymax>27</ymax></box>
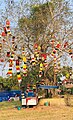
<box><xmin>41</xmin><ymin>53</ymin><xmax>47</xmax><ymax>60</ymax></box>
<box><xmin>1</xmin><ymin>32</ymin><xmax>6</xmax><ymax>37</ymax></box>
<box><xmin>16</xmin><ymin>60</ymin><xmax>19</xmax><ymax>65</ymax></box>
<box><xmin>0</xmin><ymin>58</ymin><xmax>4</xmax><ymax>62</ymax></box>
<box><xmin>56</xmin><ymin>43</ymin><xmax>61</xmax><ymax>49</ymax></box>
<box><xmin>7</xmin><ymin>52</ymin><xmax>10</xmax><ymax>57</ymax></box>
<box><xmin>6</xmin><ymin>20</ymin><xmax>10</xmax><ymax>26</ymax></box>
<box><xmin>53</xmin><ymin>49</ymin><xmax>56</xmax><ymax>54</ymax></box>
<box><xmin>50</xmin><ymin>40</ymin><xmax>55</xmax><ymax>44</ymax></box>
<box><xmin>64</xmin><ymin>42</ymin><xmax>68</xmax><ymax>48</ymax></box>
<box><xmin>3</xmin><ymin>27</ymin><xmax>7</xmax><ymax>34</ymax></box>
<box><xmin>34</xmin><ymin>43</ymin><xmax>38</xmax><ymax>48</ymax></box>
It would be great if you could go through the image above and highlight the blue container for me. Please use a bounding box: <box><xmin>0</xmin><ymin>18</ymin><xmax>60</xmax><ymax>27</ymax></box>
<box><xmin>0</xmin><ymin>90</ymin><xmax>21</xmax><ymax>102</ymax></box>
<box><xmin>0</xmin><ymin>97</ymin><xmax>2</xmax><ymax>102</ymax></box>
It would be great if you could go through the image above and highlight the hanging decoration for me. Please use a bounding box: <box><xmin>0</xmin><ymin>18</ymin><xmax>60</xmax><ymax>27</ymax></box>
<box><xmin>39</xmin><ymin>63</ymin><xmax>43</xmax><ymax>77</ymax></box>
<box><xmin>34</xmin><ymin>43</ymin><xmax>41</xmax><ymax>61</ymax></box>
<box><xmin>41</xmin><ymin>53</ymin><xmax>47</xmax><ymax>61</ymax></box>
<box><xmin>1</xmin><ymin>31</ymin><xmax>6</xmax><ymax>37</ymax></box>
<box><xmin>23</xmin><ymin>56</ymin><xmax>27</xmax><ymax>76</ymax></box>
<box><xmin>64</xmin><ymin>41</ymin><xmax>68</xmax><ymax>48</ymax></box>
<box><xmin>7</xmin><ymin>53</ymin><xmax>14</xmax><ymax>77</ymax></box>
<box><xmin>0</xmin><ymin>43</ymin><xmax>2</xmax><ymax>53</ymax></box>
<box><xmin>0</xmin><ymin>58</ymin><xmax>4</xmax><ymax>62</ymax></box>
<box><xmin>22</xmin><ymin>46</ymin><xmax>25</xmax><ymax>56</ymax></box>
<box><xmin>0</xmin><ymin>19</ymin><xmax>73</xmax><ymax>87</ymax></box>
<box><xmin>6</xmin><ymin>19</ymin><xmax>11</xmax><ymax>35</ymax></box>
<box><xmin>69</xmin><ymin>49</ymin><xmax>72</xmax><ymax>55</ymax></box>
<box><xmin>12</xmin><ymin>36</ymin><xmax>15</xmax><ymax>49</ymax></box>
<box><xmin>55</xmin><ymin>42</ymin><xmax>61</xmax><ymax>50</ymax></box>
<box><xmin>7</xmin><ymin>51</ymin><xmax>10</xmax><ymax>57</ymax></box>
<box><xmin>30</xmin><ymin>54</ymin><xmax>36</xmax><ymax>66</ymax></box>
<box><xmin>16</xmin><ymin>59</ymin><xmax>22</xmax><ymax>84</ymax></box>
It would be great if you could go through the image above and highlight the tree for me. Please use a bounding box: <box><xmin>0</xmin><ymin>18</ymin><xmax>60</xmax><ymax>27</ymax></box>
<box><xmin>0</xmin><ymin>0</ymin><xmax>73</xmax><ymax>87</ymax></box>
<box><xmin>18</xmin><ymin>0</ymin><xmax>73</xmax><ymax>84</ymax></box>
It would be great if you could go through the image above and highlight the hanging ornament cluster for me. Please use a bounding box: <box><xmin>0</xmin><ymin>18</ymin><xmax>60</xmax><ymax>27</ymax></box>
<box><xmin>12</xmin><ymin>36</ymin><xmax>15</xmax><ymax>49</ymax></box>
<box><xmin>2</xmin><ymin>20</ymin><xmax>11</xmax><ymax>37</ymax></box>
<box><xmin>7</xmin><ymin>53</ymin><xmax>14</xmax><ymax>77</ymax></box>
<box><xmin>64</xmin><ymin>41</ymin><xmax>68</xmax><ymax>48</ymax></box>
<box><xmin>69</xmin><ymin>49</ymin><xmax>73</xmax><ymax>59</ymax></box>
<box><xmin>30</xmin><ymin>54</ymin><xmax>36</xmax><ymax>66</ymax></box>
<box><xmin>41</xmin><ymin>53</ymin><xmax>48</xmax><ymax>68</ymax></box>
<box><xmin>39</xmin><ymin>63</ymin><xmax>43</xmax><ymax>77</ymax></box>
<box><xmin>7</xmin><ymin>51</ymin><xmax>10</xmax><ymax>57</ymax></box>
<box><xmin>16</xmin><ymin>59</ymin><xmax>22</xmax><ymax>84</ymax></box>
<box><xmin>32</xmin><ymin>43</ymin><xmax>48</xmax><ymax>77</ymax></box>
<box><xmin>0</xmin><ymin>58</ymin><xmax>4</xmax><ymax>62</ymax></box>
<box><xmin>0</xmin><ymin>19</ymin><xmax>73</xmax><ymax>86</ymax></box>
<box><xmin>23</xmin><ymin>56</ymin><xmax>27</xmax><ymax>76</ymax></box>
<box><xmin>0</xmin><ymin>43</ymin><xmax>2</xmax><ymax>53</ymax></box>
<box><xmin>34</xmin><ymin>43</ymin><xmax>41</xmax><ymax>60</ymax></box>
<box><xmin>6</xmin><ymin>19</ymin><xmax>11</xmax><ymax>35</ymax></box>
<box><xmin>55</xmin><ymin>42</ymin><xmax>61</xmax><ymax>50</ymax></box>
<box><xmin>22</xmin><ymin>46</ymin><xmax>25</xmax><ymax>55</ymax></box>
<box><xmin>69</xmin><ymin>49</ymin><xmax>73</xmax><ymax>55</ymax></box>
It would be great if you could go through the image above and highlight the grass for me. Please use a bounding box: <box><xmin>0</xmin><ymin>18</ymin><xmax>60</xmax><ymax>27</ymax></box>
<box><xmin>0</xmin><ymin>101</ymin><xmax>21</xmax><ymax>110</ymax></box>
<box><xmin>0</xmin><ymin>98</ymin><xmax>73</xmax><ymax>120</ymax></box>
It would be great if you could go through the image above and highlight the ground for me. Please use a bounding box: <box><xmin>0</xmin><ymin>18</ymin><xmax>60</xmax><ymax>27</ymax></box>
<box><xmin>0</xmin><ymin>98</ymin><xmax>73</xmax><ymax>120</ymax></box>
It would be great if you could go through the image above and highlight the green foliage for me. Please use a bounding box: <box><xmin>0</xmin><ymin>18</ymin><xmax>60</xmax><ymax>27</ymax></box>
<box><xmin>0</xmin><ymin>74</ymin><xmax>19</xmax><ymax>91</ymax></box>
<box><xmin>21</xmin><ymin>65</ymin><xmax>40</xmax><ymax>88</ymax></box>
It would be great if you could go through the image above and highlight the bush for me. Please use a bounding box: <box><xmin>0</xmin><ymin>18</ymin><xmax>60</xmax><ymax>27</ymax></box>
<box><xmin>64</xmin><ymin>94</ymin><xmax>73</xmax><ymax>106</ymax></box>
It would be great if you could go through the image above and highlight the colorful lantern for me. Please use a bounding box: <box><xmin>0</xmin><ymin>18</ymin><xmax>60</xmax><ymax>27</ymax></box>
<box><xmin>23</xmin><ymin>56</ymin><xmax>27</xmax><ymax>76</ymax></box>
<box><xmin>1</xmin><ymin>32</ymin><xmax>6</xmax><ymax>37</ymax></box>
<box><xmin>50</xmin><ymin>40</ymin><xmax>55</xmax><ymax>44</ymax></box>
<box><xmin>39</xmin><ymin>63</ymin><xmax>43</xmax><ymax>77</ymax></box>
<box><xmin>69</xmin><ymin>49</ymin><xmax>72</xmax><ymax>55</ymax></box>
<box><xmin>6</xmin><ymin>27</ymin><xmax>11</xmax><ymax>35</ymax></box>
<box><xmin>41</xmin><ymin>53</ymin><xmax>47</xmax><ymax>61</ymax></box>
<box><xmin>3</xmin><ymin>27</ymin><xmax>7</xmax><ymax>34</ymax></box>
<box><xmin>0</xmin><ymin>58</ymin><xmax>4</xmax><ymax>62</ymax></box>
<box><xmin>30</xmin><ymin>54</ymin><xmax>36</xmax><ymax>66</ymax></box>
<box><xmin>34</xmin><ymin>43</ymin><xmax>38</xmax><ymax>49</ymax></box>
<box><xmin>7</xmin><ymin>53</ymin><xmax>14</xmax><ymax>77</ymax></box>
<box><xmin>7</xmin><ymin>52</ymin><xmax>10</xmax><ymax>57</ymax></box>
<box><xmin>53</xmin><ymin>49</ymin><xmax>56</xmax><ymax>54</ymax></box>
<box><xmin>6</xmin><ymin>20</ymin><xmax>10</xmax><ymax>26</ymax></box>
<box><xmin>16</xmin><ymin>59</ymin><xmax>22</xmax><ymax>83</ymax></box>
<box><xmin>55</xmin><ymin>43</ymin><xmax>61</xmax><ymax>49</ymax></box>
<box><xmin>0</xmin><ymin>43</ymin><xmax>2</xmax><ymax>50</ymax></box>
<box><xmin>64</xmin><ymin>42</ymin><xmax>68</xmax><ymax>48</ymax></box>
